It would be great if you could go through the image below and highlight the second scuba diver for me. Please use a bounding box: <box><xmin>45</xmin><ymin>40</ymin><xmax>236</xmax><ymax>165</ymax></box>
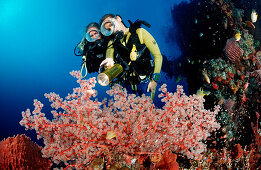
<box><xmin>98</xmin><ymin>14</ymin><xmax>163</xmax><ymax>99</ymax></box>
<box><xmin>74</xmin><ymin>22</ymin><xmax>107</xmax><ymax>77</ymax></box>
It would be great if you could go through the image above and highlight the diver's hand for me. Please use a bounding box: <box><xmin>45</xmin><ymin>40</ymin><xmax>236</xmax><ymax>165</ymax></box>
<box><xmin>147</xmin><ymin>79</ymin><xmax>157</xmax><ymax>93</ymax></box>
<box><xmin>100</xmin><ymin>58</ymin><xmax>115</xmax><ymax>69</ymax></box>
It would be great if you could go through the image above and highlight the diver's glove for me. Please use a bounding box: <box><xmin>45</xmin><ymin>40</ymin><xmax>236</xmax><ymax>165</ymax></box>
<box><xmin>100</xmin><ymin>58</ymin><xmax>115</xmax><ymax>69</ymax></box>
<box><xmin>152</xmin><ymin>73</ymin><xmax>161</xmax><ymax>82</ymax></box>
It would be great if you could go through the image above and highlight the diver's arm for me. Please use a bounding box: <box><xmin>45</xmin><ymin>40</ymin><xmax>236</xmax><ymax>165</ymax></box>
<box><xmin>137</xmin><ymin>28</ymin><xmax>163</xmax><ymax>74</ymax></box>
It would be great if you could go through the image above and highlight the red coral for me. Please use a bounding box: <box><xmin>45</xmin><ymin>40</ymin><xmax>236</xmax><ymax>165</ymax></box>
<box><xmin>155</xmin><ymin>150</ymin><xmax>179</xmax><ymax>170</ymax></box>
<box><xmin>0</xmin><ymin>134</ymin><xmax>52</xmax><ymax>170</ymax></box>
<box><xmin>212</xmin><ymin>82</ymin><xmax>219</xmax><ymax>90</ymax></box>
<box><xmin>20</xmin><ymin>71</ymin><xmax>220</xmax><ymax>168</ymax></box>
<box><xmin>249</xmin><ymin>112</ymin><xmax>261</xmax><ymax>170</ymax></box>
<box><xmin>224</xmin><ymin>38</ymin><xmax>243</xmax><ymax>62</ymax></box>
<box><xmin>231</xmin><ymin>144</ymin><xmax>244</xmax><ymax>160</ymax></box>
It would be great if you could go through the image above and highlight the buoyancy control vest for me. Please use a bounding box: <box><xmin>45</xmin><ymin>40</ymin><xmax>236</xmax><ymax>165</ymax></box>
<box><xmin>84</xmin><ymin>39</ymin><xmax>106</xmax><ymax>73</ymax></box>
<box><xmin>75</xmin><ymin>38</ymin><xmax>107</xmax><ymax>74</ymax></box>
<box><xmin>112</xmin><ymin>20</ymin><xmax>154</xmax><ymax>85</ymax></box>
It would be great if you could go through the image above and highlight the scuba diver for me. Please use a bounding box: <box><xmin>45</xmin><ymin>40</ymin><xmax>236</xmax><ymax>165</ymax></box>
<box><xmin>74</xmin><ymin>22</ymin><xmax>107</xmax><ymax>77</ymax></box>
<box><xmin>98</xmin><ymin>14</ymin><xmax>163</xmax><ymax>99</ymax></box>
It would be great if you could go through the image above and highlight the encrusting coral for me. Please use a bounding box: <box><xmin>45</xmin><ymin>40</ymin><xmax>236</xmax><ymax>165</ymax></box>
<box><xmin>0</xmin><ymin>134</ymin><xmax>52</xmax><ymax>170</ymax></box>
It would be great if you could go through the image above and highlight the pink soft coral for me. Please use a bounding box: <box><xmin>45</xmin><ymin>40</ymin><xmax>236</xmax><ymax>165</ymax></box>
<box><xmin>20</xmin><ymin>71</ymin><xmax>220</xmax><ymax>169</ymax></box>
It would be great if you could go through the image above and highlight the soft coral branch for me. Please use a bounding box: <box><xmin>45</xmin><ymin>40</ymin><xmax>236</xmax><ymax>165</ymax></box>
<box><xmin>20</xmin><ymin>71</ymin><xmax>220</xmax><ymax>168</ymax></box>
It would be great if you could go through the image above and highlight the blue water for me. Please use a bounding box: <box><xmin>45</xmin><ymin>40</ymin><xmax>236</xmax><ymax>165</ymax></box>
<box><xmin>0</xmin><ymin>0</ymin><xmax>186</xmax><ymax>142</ymax></box>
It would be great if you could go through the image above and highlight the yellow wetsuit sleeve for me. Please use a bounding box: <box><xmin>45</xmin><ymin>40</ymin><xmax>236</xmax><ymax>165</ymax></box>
<box><xmin>106</xmin><ymin>40</ymin><xmax>114</xmax><ymax>59</ymax></box>
<box><xmin>137</xmin><ymin>28</ymin><xmax>163</xmax><ymax>74</ymax></box>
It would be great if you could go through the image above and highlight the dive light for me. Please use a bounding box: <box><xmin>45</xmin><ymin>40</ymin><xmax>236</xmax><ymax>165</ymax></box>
<box><xmin>97</xmin><ymin>64</ymin><xmax>123</xmax><ymax>86</ymax></box>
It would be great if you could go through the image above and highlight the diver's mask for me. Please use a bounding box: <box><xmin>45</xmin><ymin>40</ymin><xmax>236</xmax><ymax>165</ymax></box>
<box><xmin>100</xmin><ymin>18</ymin><xmax>119</xmax><ymax>36</ymax></box>
<box><xmin>85</xmin><ymin>28</ymin><xmax>100</xmax><ymax>42</ymax></box>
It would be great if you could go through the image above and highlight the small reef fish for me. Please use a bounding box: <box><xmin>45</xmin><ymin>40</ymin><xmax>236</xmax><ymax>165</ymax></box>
<box><xmin>212</xmin><ymin>82</ymin><xmax>219</xmax><ymax>90</ymax></box>
<box><xmin>243</xmin><ymin>82</ymin><xmax>249</xmax><ymax>91</ymax></box>
<box><xmin>196</xmin><ymin>87</ymin><xmax>211</xmax><ymax>98</ymax></box>
<box><xmin>251</xmin><ymin>10</ymin><xmax>258</xmax><ymax>23</ymax></box>
<box><xmin>106</xmin><ymin>131</ymin><xmax>117</xmax><ymax>140</ymax></box>
<box><xmin>202</xmin><ymin>69</ymin><xmax>210</xmax><ymax>84</ymax></box>
<box><xmin>218</xmin><ymin>97</ymin><xmax>225</xmax><ymax>105</ymax></box>
<box><xmin>223</xmin><ymin>18</ymin><xmax>228</xmax><ymax>29</ymax></box>
<box><xmin>235</xmin><ymin>32</ymin><xmax>241</xmax><ymax>41</ymax></box>
<box><xmin>231</xmin><ymin>82</ymin><xmax>240</xmax><ymax>94</ymax></box>
<box><xmin>176</xmin><ymin>75</ymin><xmax>182</xmax><ymax>83</ymax></box>
<box><xmin>245</xmin><ymin>20</ymin><xmax>255</xmax><ymax>29</ymax></box>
